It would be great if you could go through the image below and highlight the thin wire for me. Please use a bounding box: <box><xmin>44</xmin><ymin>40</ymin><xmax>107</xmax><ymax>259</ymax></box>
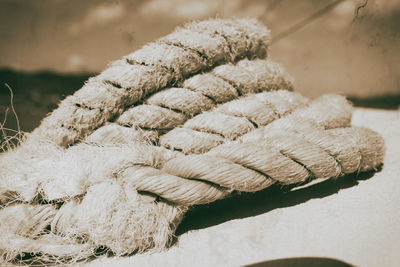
<box><xmin>354</xmin><ymin>0</ymin><xmax>369</xmax><ymax>19</ymax></box>
<box><xmin>271</xmin><ymin>0</ymin><xmax>345</xmax><ymax>44</ymax></box>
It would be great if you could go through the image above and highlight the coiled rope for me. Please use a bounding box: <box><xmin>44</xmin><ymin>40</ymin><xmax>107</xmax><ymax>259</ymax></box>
<box><xmin>0</xmin><ymin>18</ymin><xmax>384</xmax><ymax>264</ymax></box>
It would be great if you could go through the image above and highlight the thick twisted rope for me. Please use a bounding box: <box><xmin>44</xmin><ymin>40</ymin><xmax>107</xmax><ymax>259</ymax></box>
<box><xmin>103</xmin><ymin>94</ymin><xmax>378</xmax><ymax>206</ymax></box>
<box><xmin>0</xmin><ymin>94</ymin><xmax>384</xmax><ymax>261</ymax></box>
<box><xmin>0</xmin><ymin>18</ymin><xmax>385</xmax><ymax>264</ymax></box>
<box><xmin>86</xmin><ymin>58</ymin><xmax>294</xmax><ymax>146</ymax></box>
<box><xmin>0</xmin><ymin>90</ymin><xmax>307</xmax><ymax>203</ymax></box>
<box><xmin>29</xmin><ymin>18</ymin><xmax>271</xmax><ymax>148</ymax></box>
<box><xmin>39</xmin><ymin>90</ymin><xmax>310</xmax><ymax>202</ymax></box>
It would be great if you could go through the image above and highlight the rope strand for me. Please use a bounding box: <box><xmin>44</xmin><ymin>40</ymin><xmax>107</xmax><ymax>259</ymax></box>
<box><xmin>0</xmin><ymin>18</ymin><xmax>385</xmax><ymax>264</ymax></box>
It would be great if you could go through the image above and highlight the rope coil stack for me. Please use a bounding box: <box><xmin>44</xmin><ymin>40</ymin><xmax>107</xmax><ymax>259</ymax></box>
<box><xmin>0</xmin><ymin>18</ymin><xmax>384</xmax><ymax>265</ymax></box>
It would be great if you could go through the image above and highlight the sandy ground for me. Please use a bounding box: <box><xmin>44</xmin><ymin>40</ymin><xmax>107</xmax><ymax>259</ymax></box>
<box><xmin>85</xmin><ymin>108</ymin><xmax>400</xmax><ymax>267</ymax></box>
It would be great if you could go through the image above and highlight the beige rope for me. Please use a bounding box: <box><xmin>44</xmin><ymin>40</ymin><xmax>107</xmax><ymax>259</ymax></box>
<box><xmin>86</xmin><ymin>59</ymin><xmax>294</xmax><ymax>146</ymax></box>
<box><xmin>29</xmin><ymin>18</ymin><xmax>271</xmax><ymax>148</ymax></box>
<box><xmin>0</xmin><ymin>18</ymin><xmax>385</xmax><ymax>264</ymax></box>
<box><xmin>0</xmin><ymin>98</ymin><xmax>383</xmax><ymax>261</ymax></box>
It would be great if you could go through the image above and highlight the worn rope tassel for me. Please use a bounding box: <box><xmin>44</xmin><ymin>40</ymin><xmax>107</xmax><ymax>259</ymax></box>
<box><xmin>0</xmin><ymin>18</ymin><xmax>384</xmax><ymax>265</ymax></box>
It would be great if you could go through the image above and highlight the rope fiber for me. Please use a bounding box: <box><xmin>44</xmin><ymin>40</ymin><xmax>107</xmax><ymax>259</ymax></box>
<box><xmin>0</xmin><ymin>18</ymin><xmax>384</xmax><ymax>265</ymax></box>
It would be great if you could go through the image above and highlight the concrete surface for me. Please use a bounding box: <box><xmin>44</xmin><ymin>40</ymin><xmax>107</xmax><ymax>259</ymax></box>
<box><xmin>85</xmin><ymin>108</ymin><xmax>400</xmax><ymax>267</ymax></box>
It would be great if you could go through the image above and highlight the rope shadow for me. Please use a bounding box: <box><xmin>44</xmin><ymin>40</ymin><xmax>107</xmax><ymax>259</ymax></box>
<box><xmin>243</xmin><ymin>256</ymin><xmax>355</xmax><ymax>267</ymax></box>
<box><xmin>176</xmin><ymin>168</ymin><xmax>380</xmax><ymax>235</ymax></box>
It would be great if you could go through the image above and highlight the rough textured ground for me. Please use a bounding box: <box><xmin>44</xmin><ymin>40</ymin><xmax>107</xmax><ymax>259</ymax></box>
<box><xmin>84</xmin><ymin>108</ymin><xmax>400</xmax><ymax>267</ymax></box>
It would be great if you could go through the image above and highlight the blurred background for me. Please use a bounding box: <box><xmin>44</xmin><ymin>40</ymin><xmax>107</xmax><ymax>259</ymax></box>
<box><xmin>0</xmin><ymin>0</ymin><xmax>399</xmax><ymax>132</ymax></box>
